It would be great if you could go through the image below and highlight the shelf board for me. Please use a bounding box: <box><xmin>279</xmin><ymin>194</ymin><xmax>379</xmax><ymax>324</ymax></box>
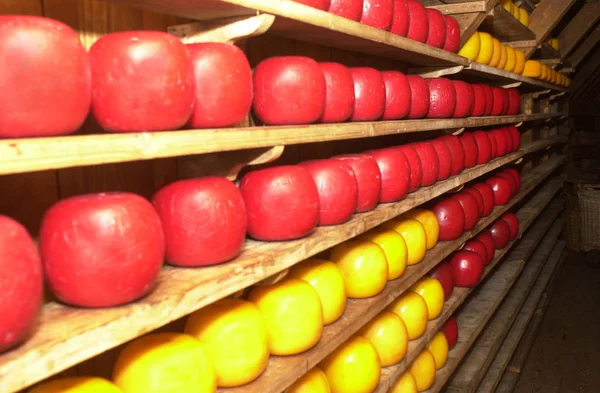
<box><xmin>0</xmin><ymin>142</ymin><xmax>566</xmax><ymax>393</ymax></box>
<box><xmin>475</xmin><ymin>245</ymin><xmax>565</xmax><ymax>393</ymax></box>
<box><xmin>423</xmin><ymin>211</ymin><xmax>565</xmax><ymax>393</ymax></box>
<box><xmin>376</xmin><ymin>172</ymin><xmax>565</xmax><ymax>392</ymax></box>
<box><xmin>218</xmin><ymin>154</ymin><xmax>565</xmax><ymax>393</ymax></box>
<box><xmin>445</xmin><ymin>240</ymin><xmax>565</xmax><ymax>393</ymax></box>
<box><xmin>462</xmin><ymin>63</ymin><xmax>567</xmax><ymax>92</ymax></box>
<box><xmin>0</xmin><ymin>113</ymin><xmax>565</xmax><ymax>176</ymax></box>
<box><xmin>480</xmin><ymin>4</ymin><xmax>536</xmax><ymax>42</ymax></box>
<box><xmin>112</xmin><ymin>0</ymin><xmax>467</xmax><ymax>67</ymax></box>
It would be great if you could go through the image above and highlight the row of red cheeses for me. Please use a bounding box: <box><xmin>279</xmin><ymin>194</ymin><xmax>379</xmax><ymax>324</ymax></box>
<box><xmin>0</xmin><ymin>126</ymin><xmax>521</xmax><ymax>354</ymax></box>
<box><xmin>0</xmin><ymin>15</ymin><xmax>517</xmax><ymax>138</ymax></box>
<box><xmin>295</xmin><ymin>0</ymin><xmax>461</xmax><ymax>52</ymax></box>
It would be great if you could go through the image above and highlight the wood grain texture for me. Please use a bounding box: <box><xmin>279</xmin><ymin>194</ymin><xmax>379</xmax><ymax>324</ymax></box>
<box><xmin>0</xmin><ymin>149</ymin><xmax>566</xmax><ymax>393</ymax></box>
<box><xmin>462</xmin><ymin>63</ymin><xmax>567</xmax><ymax>92</ymax></box>
<box><xmin>446</xmin><ymin>239</ymin><xmax>565</xmax><ymax>393</ymax></box>
<box><xmin>567</xmin><ymin>25</ymin><xmax>600</xmax><ymax>68</ymax></box>
<box><xmin>0</xmin><ymin>113</ymin><xmax>566</xmax><ymax>177</ymax></box>
<box><xmin>524</xmin><ymin>0</ymin><xmax>577</xmax><ymax>58</ymax></box>
<box><xmin>495</xmin><ymin>371</ymin><xmax>521</xmax><ymax>393</ymax></box>
<box><xmin>107</xmin><ymin>0</ymin><xmax>468</xmax><ymax>66</ymax></box>
<box><xmin>427</xmin><ymin>1</ymin><xmax>487</xmax><ymax>14</ymax></box>
<box><xmin>429</xmin><ymin>213</ymin><xmax>565</xmax><ymax>393</ymax></box>
<box><xmin>476</xmin><ymin>244</ymin><xmax>565</xmax><ymax>393</ymax></box>
<box><xmin>480</xmin><ymin>4</ymin><xmax>535</xmax><ymax>42</ymax></box>
<box><xmin>558</xmin><ymin>2</ymin><xmax>600</xmax><ymax>59</ymax></box>
<box><xmin>376</xmin><ymin>182</ymin><xmax>565</xmax><ymax>392</ymax></box>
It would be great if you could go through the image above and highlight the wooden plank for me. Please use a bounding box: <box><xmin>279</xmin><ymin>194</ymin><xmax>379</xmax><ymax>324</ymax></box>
<box><xmin>457</xmin><ymin>0</ymin><xmax>498</xmax><ymax>47</ymax></box>
<box><xmin>523</xmin><ymin>0</ymin><xmax>577</xmax><ymax>58</ymax></box>
<box><xmin>462</xmin><ymin>63</ymin><xmax>567</xmax><ymax>92</ymax></box>
<box><xmin>476</xmin><ymin>246</ymin><xmax>565</xmax><ymax>393</ymax></box>
<box><xmin>480</xmin><ymin>4</ymin><xmax>536</xmax><ymax>42</ymax></box>
<box><xmin>0</xmin><ymin>113</ymin><xmax>566</xmax><ymax>177</ymax></box>
<box><xmin>570</xmin><ymin>48</ymin><xmax>600</xmax><ymax>97</ymax></box>
<box><xmin>375</xmin><ymin>188</ymin><xmax>565</xmax><ymax>392</ymax></box>
<box><xmin>0</xmin><ymin>152</ymin><xmax>566</xmax><ymax>393</ymax></box>
<box><xmin>558</xmin><ymin>2</ymin><xmax>600</xmax><ymax>59</ymax></box>
<box><xmin>433</xmin><ymin>215</ymin><xmax>565</xmax><ymax>393</ymax></box>
<box><xmin>495</xmin><ymin>372</ymin><xmax>520</xmax><ymax>393</ymax></box>
<box><xmin>109</xmin><ymin>0</ymin><xmax>467</xmax><ymax>66</ymax></box>
<box><xmin>428</xmin><ymin>1</ymin><xmax>487</xmax><ymax>15</ymax></box>
<box><xmin>447</xmin><ymin>240</ymin><xmax>565</xmax><ymax>393</ymax></box>
<box><xmin>566</xmin><ymin>24</ymin><xmax>600</xmax><ymax>68</ymax></box>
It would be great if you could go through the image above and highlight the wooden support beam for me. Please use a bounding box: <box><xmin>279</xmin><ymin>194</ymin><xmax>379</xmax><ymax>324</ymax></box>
<box><xmin>457</xmin><ymin>0</ymin><xmax>499</xmax><ymax>47</ymax></box>
<box><xmin>558</xmin><ymin>2</ymin><xmax>600</xmax><ymax>59</ymax></box>
<box><xmin>570</xmin><ymin>47</ymin><xmax>600</xmax><ymax>95</ymax></box>
<box><xmin>568</xmin><ymin>24</ymin><xmax>600</xmax><ymax>68</ymax></box>
<box><xmin>428</xmin><ymin>1</ymin><xmax>486</xmax><ymax>14</ymax></box>
<box><xmin>524</xmin><ymin>0</ymin><xmax>577</xmax><ymax>58</ymax></box>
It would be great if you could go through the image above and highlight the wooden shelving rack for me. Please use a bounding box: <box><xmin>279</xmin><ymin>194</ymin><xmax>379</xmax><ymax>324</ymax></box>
<box><xmin>0</xmin><ymin>0</ymin><xmax>576</xmax><ymax>392</ymax></box>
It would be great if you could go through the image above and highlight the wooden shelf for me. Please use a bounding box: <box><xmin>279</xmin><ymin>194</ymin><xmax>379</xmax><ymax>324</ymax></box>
<box><xmin>480</xmin><ymin>4</ymin><xmax>536</xmax><ymax>42</ymax></box>
<box><xmin>217</xmin><ymin>154</ymin><xmax>565</xmax><ymax>393</ymax></box>
<box><xmin>0</xmin><ymin>113</ymin><xmax>565</xmax><ymax>176</ymax></box>
<box><xmin>445</xmin><ymin>240</ymin><xmax>565</xmax><ymax>393</ymax></box>
<box><xmin>475</xmin><ymin>245</ymin><xmax>565</xmax><ymax>393</ymax></box>
<box><xmin>533</xmin><ymin>42</ymin><xmax>561</xmax><ymax>60</ymax></box>
<box><xmin>422</xmin><ymin>209</ymin><xmax>565</xmax><ymax>393</ymax></box>
<box><xmin>463</xmin><ymin>63</ymin><xmax>568</xmax><ymax>92</ymax></box>
<box><xmin>375</xmin><ymin>171</ymin><xmax>566</xmax><ymax>392</ymax></box>
<box><xmin>112</xmin><ymin>0</ymin><xmax>467</xmax><ymax>67</ymax></box>
<box><xmin>108</xmin><ymin>0</ymin><xmax>568</xmax><ymax>92</ymax></box>
<box><xmin>0</xmin><ymin>143</ymin><xmax>566</xmax><ymax>393</ymax></box>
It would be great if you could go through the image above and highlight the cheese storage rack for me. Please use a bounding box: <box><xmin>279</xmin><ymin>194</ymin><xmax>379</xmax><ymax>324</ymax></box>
<box><xmin>0</xmin><ymin>0</ymin><xmax>587</xmax><ymax>392</ymax></box>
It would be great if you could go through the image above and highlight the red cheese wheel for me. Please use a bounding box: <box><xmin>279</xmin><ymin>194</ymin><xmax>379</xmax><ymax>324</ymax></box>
<box><xmin>186</xmin><ymin>43</ymin><xmax>252</xmax><ymax>128</ymax></box>
<box><xmin>453</xmin><ymin>192</ymin><xmax>481</xmax><ymax>231</ymax></box>
<box><xmin>361</xmin><ymin>0</ymin><xmax>394</xmax><ymax>30</ymax></box>
<box><xmin>406</xmin><ymin>0</ymin><xmax>429</xmax><ymax>42</ymax></box>
<box><xmin>440</xmin><ymin>135</ymin><xmax>466</xmax><ymax>176</ymax></box>
<box><xmin>407</xmin><ymin>75</ymin><xmax>430</xmax><ymax>119</ymax></box>
<box><xmin>489</xmin><ymin>219</ymin><xmax>511</xmax><ymax>249</ymax></box>
<box><xmin>253</xmin><ymin>56</ymin><xmax>326</xmax><ymax>125</ymax></box>
<box><xmin>397</xmin><ymin>145</ymin><xmax>423</xmax><ymax>192</ymax></box>
<box><xmin>381</xmin><ymin>71</ymin><xmax>411</xmax><ymax>120</ymax></box>
<box><xmin>0</xmin><ymin>16</ymin><xmax>91</xmax><ymax>137</ymax></box>
<box><xmin>503</xmin><ymin>168</ymin><xmax>521</xmax><ymax>191</ymax></box>
<box><xmin>476</xmin><ymin>231</ymin><xmax>496</xmax><ymax>264</ymax></box>
<box><xmin>472</xmin><ymin>183</ymin><xmax>495</xmax><ymax>217</ymax></box>
<box><xmin>300</xmin><ymin>159</ymin><xmax>359</xmax><ymax>225</ymax></box>
<box><xmin>507</xmin><ymin>126</ymin><xmax>521</xmax><ymax>151</ymax></box>
<box><xmin>412</xmin><ymin>141</ymin><xmax>440</xmax><ymax>186</ymax></box>
<box><xmin>390</xmin><ymin>0</ymin><xmax>410</xmax><ymax>36</ymax></box>
<box><xmin>152</xmin><ymin>177</ymin><xmax>247</xmax><ymax>267</ymax></box>
<box><xmin>460</xmin><ymin>132</ymin><xmax>479</xmax><ymax>169</ymax></box>
<box><xmin>452</xmin><ymin>80</ymin><xmax>475</xmax><ymax>118</ymax></box>
<box><xmin>319</xmin><ymin>62</ymin><xmax>355</xmax><ymax>123</ymax></box>
<box><xmin>488</xmin><ymin>130</ymin><xmax>498</xmax><ymax>158</ymax></box>
<box><xmin>239</xmin><ymin>166</ymin><xmax>320</xmax><ymax>240</ymax></box>
<box><xmin>463</xmin><ymin>239</ymin><xmax>488</xmax><ymax>264</ymax></box>
<box><xmin>450</xmin><ymin>250</ymin><xmax>484</xmax><ymax>287</ymax></box>
<box><xmin>490</xmin><ymin>129</ymin><xmax>508</xmax><ymax>157</ymax></box>
<box><xmin>0</xmin><ymin>216</ymin><xmax>42</xmax><ymax>353</ymax></box>
<box><xmin>426</xmin><ymin>9</ymin><xmax>446</xmax><ymax>48</ymax></box>
<box><xmin>443</xmin><ymin>16</ymin><xmax>461</xmax><ymax>53</ymax></box>
<box><xmin>40</xmin><ymin>193</ymin><xmax>165</xmax><ymax>307</ymax></box>
<box><xmin>471</xmin><ymin>84</ymin><xmax>486</xmax><ymax>117</ymax></box>
<box><xmin>329</xmin><ymin>0</ymin><xmax>363</xmax><ymax>20</ymax></box>
<box><xmin>294</xmin><ymin>0</ymin><xmax>330</xmax><ymax>9</ymax></box>
<box><xmin>472</xmin><ymin>130</ymin><xmax>493</xmax><ymax>165</ymax></box>
<box><xmin>496</xmin><ymin>172</ymin><xmax>518</xmax><ymax>197</ymax></box>
<box><xmin>90</xmin><ymin>31</ymin><xmax>195</xmax><ymax>132</ymax></box>
<box><xmin>501</xmin><ymin>213</ymin><xmax>520</xmax><ymax>241</ymax></box>
<box><xmin>480</xmin><ymin>84</ymin><xmax>494</xmax><ymax>116</ymax></box>
<box><xmin>365</xmin><ymin>148</ymin><xmax>411</xmax><ymax>203</ymax></box>
<box><xmin>506</xmin><ymin>88</ymin><xmax>521</xmax><ymax>115</ymax></box>
<box><xmin>433</xmin><ymin>197</ymin><xmax>466</xmax><ymax>241</ymax></box>
<box><xmin>490</xmin><ymin>87</ymin><xmax>506</xmax><ymax>116</ymax></box>
<box><xmin>426</xmin><ymin>78</ymin><xmax>457</xmax><ymax>119</ymax></box>
<box><xmin>431</xmin><ymin>138</ymin><xmax>453</xmax><ymax>181</ymax></box>
<box><xmin>486</xmin><ymin>175</ymin><xmax>513</xmax><ymax>205</ymax></box>
<box><xmin>502</xmin><ymin>127</ymin><xmax>514</xmax><ymax>152</ymax></box>
<box><xmin>334</xmin><ymin>154</ymin><xmax>382</xmax><ymax>212</ymax></box>
<box><xmin>463</xmin><ymin>186</ymin><xmax>485</xmax><ymax>217</ymax></box>
<box><xmin>500</xmin><ymin>88</ymin><xmax>510</xmax><ymax>115</ymax></box>
<box><xmin>350</xmin><ymin>67</ymin><xmax>386</xmax><ymax>121</ymax></box>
